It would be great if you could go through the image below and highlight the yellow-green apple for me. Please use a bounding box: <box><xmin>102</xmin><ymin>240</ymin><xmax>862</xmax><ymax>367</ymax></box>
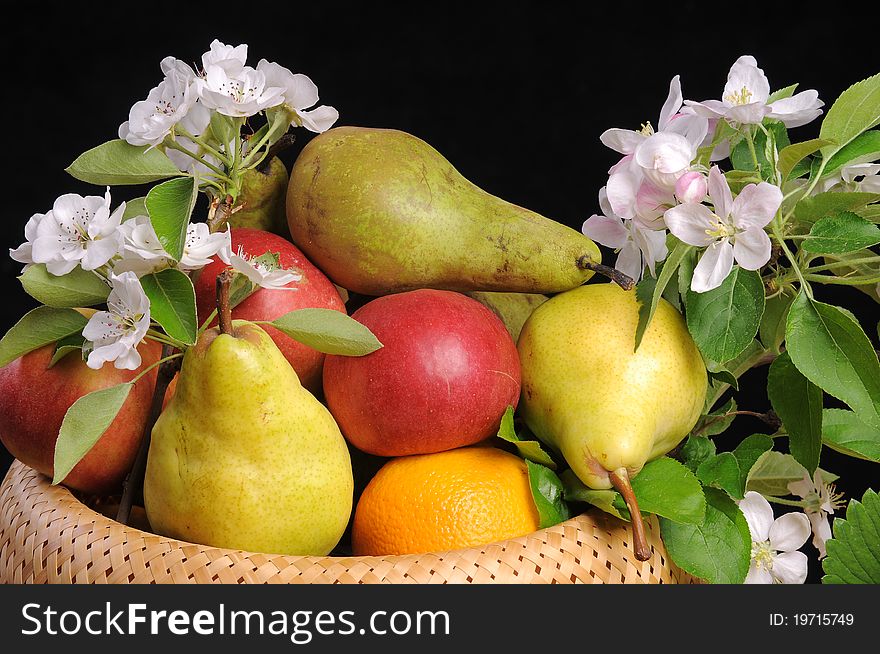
<box><xmin>322</xmin><ymin>289</ymin><xmax>521</xmax><ymax>456</ymax></box>
<box><xmin>0</xmin><ymin>340</ymin><xmax>161</xmax><ymax>494</ymax></box>
<box><xmin>193</xmin><ymin>228</ymin><xmax>346</xmax><ymax>393</ymax></box>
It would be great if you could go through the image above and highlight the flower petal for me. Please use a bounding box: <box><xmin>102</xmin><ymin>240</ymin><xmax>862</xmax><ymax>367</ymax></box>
<box><xmin>739</xmin><ymin>491</ymin><xmax>774</xmax><ymax>542</ymax></box>
<box><xmin>708</xmin><ymin>166</ymin><xmax>733</xmax><ymax>220</ymax></box>
<box><xmin>726</xmin><ymin>102</ymin><xmax>770</xmax><ymax>126</ymax></box>
<box><xmin>769</xmin><ymin>511</ymin><xmax>811</xmax><ymax>552</ymax></box>
<box><xmin>732</xmin><ymin>228</ymin><xmax>771</xmax><ymax>270</ymax></box>
<box><xmin>744</xmin><ymin>562</ymin><xmax>774</xmax><ymax>585</ymax></box>
<box><xmin>681</xmin><ymin>100</ymin><xmax>727</xmax><ymax>119</ymax></box>
<box><xmin>634</xmin><ymin>132</ymin><xmax>694</xmax><ymax>174</ymax></box>
<box><xmin>771</xmin><ymin>551</ymin><xmax>808</xmax><ymax>584</ymax></box>
<box><xmin>299</xmin><ymin>105</ymin><xmax>339</xmax><ymax>133</ymax></box>
<box><xmin>615</xmin><ymin>241</ymin><xmax>643</xmax><ymax>282</ymax></box>
<box><xmin>731</xmin><ymin>182</ymin><xmax>782</xmax><ymax>229</ymax></box>
<box><xmin>658</xmin><ymin>75</ymin><xmax>682</xmax><ymax>130</ymax></box>
<box><xmin>581</xmin><ymin>214</ymin><xmax>629</xmax><ymax>249</ymax></box>
<box><xmin>606</xmin><ymin>169</ymin><xmax>642</xmax><ymax>220</ymax></box>
<box><xmin>600</xmin><ymin>129</ymin><xmax>645</xmax><ymax>155</ymax></box>
<box><xmin>663</xmin><ymin>204</ymin><xmax>716</xmax><ymax>247</ymax></box>
<box><xmin>724</xmin><ymin>55</ymin><xmax>770</xmax><ymax>104</ymax></box>
<box><xmin>691</xmin><ymin>240</ymin><xmax>734</xmax><ymax>293</ymax></box>
<box><xmin>768</xmin><ymin>90</ymin><xmax>824</xmax><ymax>128</ymax></box>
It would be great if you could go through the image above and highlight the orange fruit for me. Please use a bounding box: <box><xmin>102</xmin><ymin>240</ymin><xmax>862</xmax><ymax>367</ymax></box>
<box><xmin>352</xmin><ymin>447</ymin><xmax>540</xmax><ymax>556</ymax></box>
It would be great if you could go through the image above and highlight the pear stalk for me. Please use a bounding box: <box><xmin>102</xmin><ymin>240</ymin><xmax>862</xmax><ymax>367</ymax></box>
<box><xmin>216</xmin><ymin>270</ymin><xmax>234</xmax><ymax>336</ymax></box>
<box><xmin>576</xmin><ymin>257</ymin><xmax>634</xmax><ymax>291</ymax></box>
<box><xmin>609</xmin><ymin>467</ymin><xmax>651</xmax><ymax>562</ymax></box>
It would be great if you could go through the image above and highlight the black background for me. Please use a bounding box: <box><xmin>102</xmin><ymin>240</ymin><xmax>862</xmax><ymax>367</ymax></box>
<box><xmin>0</xmin><ymin>2</ymin><xmax>877</xmax><ymax>585</ymax></box>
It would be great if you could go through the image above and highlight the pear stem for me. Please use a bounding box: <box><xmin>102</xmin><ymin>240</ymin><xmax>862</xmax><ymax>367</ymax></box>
<box><xmin>609</xmin><ymin>467</ymin><xmax>652</xmax><ymax>561</ymax></box>
<box><xmin>207</xmin><ymin>193</ymin><xmax>234</xmax><ymax>233</ymax></box>
<box><xmin>576</xmin><ymin>256</ymin><xmax>635</xmax><ymax>290</ymax></box>
<box><xmin>115</xmin><ymin>344</ymin><xmax>179</xmax><ymax>525</ymax></box>
<box><xmin>216</xmin><ymin>269</ymin><xmax>235</xmax><ymax>336</ymax></box>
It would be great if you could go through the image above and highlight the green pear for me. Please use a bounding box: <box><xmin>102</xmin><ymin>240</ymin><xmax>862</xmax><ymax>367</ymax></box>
<box><xmin>517</xmin><ymin>283</ymin><xmax>706</xmax><ymax>560</ymax></box>
<box><xmin>286</xmin><ymin>126</ymin><xmax>604</xmax><ymax>295</ymax></box>
<box><xmin>144</xmin><ymin>319</ymin><xmax>353</xmax><ymax>556</ymax></box>
<box><xmin>228</xmin><ymin>156</ymin><xmax>290</xmax><ymax>237</ymax></box>
<box><xmin>466</xmin><ymin>291</ymin><xmax>548</xmax><ymax>342</ymax></box>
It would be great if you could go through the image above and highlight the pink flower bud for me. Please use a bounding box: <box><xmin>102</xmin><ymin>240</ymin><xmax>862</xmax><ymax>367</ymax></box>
<box><xmin>675</xmin><ymin>171</ymin><xmax>708</xmax><ymax>204</ymax></box>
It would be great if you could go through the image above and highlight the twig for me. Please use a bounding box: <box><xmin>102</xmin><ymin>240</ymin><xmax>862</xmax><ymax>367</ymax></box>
<box><xmin>576</xmin><ymin>256</ymin><xmax>635</xmax><ymax>290</ymax></box>
<box><xmin>216</xmin><ymin>269</ymin><xmax>235</xmax><ymax>335</ymax></box>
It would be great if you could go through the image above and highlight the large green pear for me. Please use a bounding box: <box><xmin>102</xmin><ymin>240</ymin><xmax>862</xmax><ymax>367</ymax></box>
<box><xmin>286</xmin><ymin>126</ymin><xmax>603</xmax><ymax>295</ymax></box>
<box><xmin>517</xmin><ymin>284</ymin><xmax>707</xmax><ymax>560</ymax></box>
<box><xmin>144</xmin><ymin>320</ymin><xmax>353</xmax><ymax>556</ymax></box>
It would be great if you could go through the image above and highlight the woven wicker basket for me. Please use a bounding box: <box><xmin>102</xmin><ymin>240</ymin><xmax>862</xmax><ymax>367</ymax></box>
<box><xmin>0</xmin><ymin>460</ymin><xmax>697</xmax><ymax>584</ymax></box>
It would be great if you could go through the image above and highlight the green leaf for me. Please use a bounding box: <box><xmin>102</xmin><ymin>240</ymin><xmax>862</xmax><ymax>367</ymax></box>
<box><xmin>786</xmin><ymin>291</ymin><xmax>880</xmax><ymax>430</ymax></box>
<box><xmin>634</xmin><ymin>240</ymin><xmax>691</xmax><ymax>351</ymax></box>
<box><xmin>145</xmin><ymin>176</ymin><xmax>198</xmax><ymax>261</ymax></box>
<box><xmin>562</xmin><ymin>457</ymin><xmax>705</xmax><ymax>525</ymax></box>
<box><xmin>795</xmin><ymin>192</ymin><xmax>880</xmax><ymax>225</ymax></box>
<box><xmin>495</xmin><ymin>406</ymin><xmax>556</xmax><ymax>468</ymax></box>
<box><xmin>0</xmin><ymin>307</ymin><xmax>88</xmax><ymax>368</ymax></box>
<box><xmin>659</xmin><ymin>488</ymin><xmax>751</xmax><ymax>584</ymax></box>
<box><xmin>745</xmin><ymin>451</ymin><xmax>809</xmax><ymax>496</ymax></box>
<box><xmin>822</xmin><ymin>130</ymin><xmax>880</xmax><ymax>176</ymax></box>
<box><xmin>525</xmin><ymin>461</ymin><xmax>570</xmax><ymax>529</ymax></box>
<box><xmin>696</xmin><ymin>434</ymin><xmax>774</xmax><ymax>500</ymax></box>
<box><xmin>140</xmin><ymin>269</ymin><xmax>197</xmax><ymax>346</ymax></box>
<box><xmin>803</xmin><ymin>211</ymin><xmax>880</xmax><ymax>254</ymax></box>
<box><xmin>822</xmin><ymin>489</ymin><xmax>880</xmax><ymax>584</ymax></box>
<box><xmin>759</xmin><ymin>290</ymin><xmax>794</xmax><ymax>353</ymax></box>
<box><xmin>692</xmin><ymin>397</ymin><xmax>738</xmax><ymax>438</ymax></box>
<box><xmin>768</xmin><ymin>351</ymin><xmax>823</xmax><ymax>473</ymax></box>
<box><xmin>18</xmin><ymin>264</ymin><xmax>110</xmax><ymax>308</ymax></box>
<box><xmin>679</xmin><ymin>435</ymin><xmax>717</xmax><ymax>474</ymax></box>
<box><xmin>208</xmin><ymin>113</ymin><xmax>239</xmax><ymax>146</ymax></box>
<box><xmin>767</xmin><ymin>84</ymin><xmax>798</xmax><ymax>103</ymax></box>
<box><xmin>65</xmin><ymin>139</ymin><xmax>182</xmax><ymax>186</ymax></box>
<box><xmin>561</xmin><ymin>471</ymin><xmax>627</xmax><ymax>521</ymax></box>
<box><xmin>122</xmin><ymin>196</ymin><xmax>148</xmax><ymax>222</ymax></box>
<box><xmin>819</xmin><ymin>73</ymin><xmax>880</xmax><ymax>159</ymax></box>
<box><xmin>686</xmin><ymin>266</ymin><xmax>765</xmax><ymax>363</ymax></box>
<box><xmin>778</xmin><ymin>139</ymin><xmax>835</xmax><ymax>181</ymax></box>
<box><xmin>730</xmin><ymin>122</ymin><xmax>789</xmax><ymax>179</ymax></box>
<box><xmin>822</xmin><ymin>409</ymin><xmax>880</xmax><ymax>463</ymax></box>
<box><xmin>48</xmin><ymin>333</ymin><xmax>86</xmax><ymax>368</ymax></box>
<box><xmin>263</xmin><ymin>106</ymin><xmax>295</xmax><ymax>146</ymax></box>
<box><xmin>271</xmin><ymin>308</ymin><xmax>383</xmax><ymax>356</ymax></box>
<box><xmin>52</xmin><ymin>383</ymin><xmax>134</xmax><ymax>484</ymax></box>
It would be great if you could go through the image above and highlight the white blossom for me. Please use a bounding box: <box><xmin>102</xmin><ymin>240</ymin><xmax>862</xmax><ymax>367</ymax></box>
<box><xmin>196</xmin><ymin>63</ymin><xmax>285</xmax><ymax>118</ymax></box>
<box><xmin>119</xmin><ymin>57</ymin><xmax>209</xmax><ymax>146</ymax></box>
<box><xmin>739</xmin><ymin>491</ymin><xmax>811</xmax><ymax>584</ymax></box>
<box><xmin>664</xmin><ymin>166</ymin><xmax>782</xmax><ymax>292</ymax></box>
<box><xmin>82</xmin><ymin>272</ymin><xmax>151</xmax><ymax>371</ymax></box>
<box><xmin>201</xmin><ymin>40</ymin><xmax>248</xmax><ymax>72</ymax></box>
<box><xmin>30</xmin><ymin>189</ymin><xmax>125</xmax><ymax>276</ymax></box>
<box><xmin>685</xmin><ymin>55</ymin><xmax>824</xmax><ymax>128</ymax></box>
<box><xmin>788</xmin><ymin>471</ymin><xmax>846</xmax><ymax>559</ymax></box>
<box><xmin>9</xmin><ymin>213</ymin><xmax>44</xmax><ymax>270</ymax></box>
<box><xmin>818</xmin><ymin>163</ymin><xmax>880</xmax><ymax>194</ymax></box>
<box><xmin>256</xmin><ymin>60</ymin><xmax>339</xmax><ymax>133</ymax></box>
<box><xmin>179</xmin><ymin>224</ymin><xmax>231</xmax><ymax>271</ymax></box>
<box><xmin>581</xmin><ymin>187</ymin><xmax>668</xmax><ymax>282</ymax></box>
<box><xmin>219</xmin><ymin>244</ymin><xmax>302</xmax><ymax>289</ymax></box>
<box><xmin>116</xmin><ymin>217</ymin><xmax>230</xmax><ymax>275</ymax></box>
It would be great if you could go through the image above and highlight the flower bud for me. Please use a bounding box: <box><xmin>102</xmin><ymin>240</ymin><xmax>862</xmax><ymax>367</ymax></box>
<box><xmin>675</xmin><ymin>171</ymin><xmax>708</xmax><ymax>204</ymax></box>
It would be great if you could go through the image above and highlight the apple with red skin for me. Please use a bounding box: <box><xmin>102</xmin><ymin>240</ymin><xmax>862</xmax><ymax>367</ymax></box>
<box><xmin>193</xmin><ymin>228</ymin><xmax>345</xmax><ymax>393</ymax></box>
<box><xmin>0</xmin><ymin>341</ymin><xmax>161</xmax><ymax>494</ymax></box>
<box><xmin>322</xmin><ymin>289</ymin><xmax>521</xmax><ymax>456</ymax></box>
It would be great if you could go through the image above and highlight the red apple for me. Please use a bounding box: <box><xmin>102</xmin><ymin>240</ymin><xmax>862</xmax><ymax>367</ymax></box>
<box><xmin>193</xmin><ymin>228</ymin><xmax>345</xmax><ymax>393</ymax></box>
<box><xmin>322</xmin><ymin>289</ymin><xmax>521</xmax><ymax>456</ymax></box>
<box><xmin>0</xmin><ymin>341</ymin><xmax>161</xmax><ymax>494</ymax></box>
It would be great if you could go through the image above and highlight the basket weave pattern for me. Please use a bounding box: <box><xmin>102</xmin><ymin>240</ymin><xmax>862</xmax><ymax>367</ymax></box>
<box><xmin>0</xmin><ymin>460</ymin><xmax>696</xmax><ymax>584</ymax></box>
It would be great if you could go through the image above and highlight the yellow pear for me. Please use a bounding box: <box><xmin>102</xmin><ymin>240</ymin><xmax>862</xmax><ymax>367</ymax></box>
<box><xmin>517</xmin><ymin>283</ymin><xmax>706</xmax><ymax>559</ymax></box>
<box><xmin>144</xmin><ymin>319</ymin><xmax>353</xmax><ymax>556</ymax></box>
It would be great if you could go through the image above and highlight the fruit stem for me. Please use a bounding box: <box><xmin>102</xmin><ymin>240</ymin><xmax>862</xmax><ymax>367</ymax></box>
<box><xmin>207</xmin><ymin>193</ymin><xmax>234</xmax><ymax>232</ymax></box>
<box><xmin>115</xmin><ymin>344</ymin><xmax>180</xmax><ymax>525</ymax></box>
<box><xmin>576</xmin><ymin>257</ymin><xmax>635</xmax><ymax>290</ymax></box>
<box><xmin>609</xmin><ymin>467</ymin><xmax>652</xmax><ymax>561</ymax></box>
<box><xmin>216</xmin><ymin>269</ymin><xmax>235</xmax><ymax>336</ymax></box>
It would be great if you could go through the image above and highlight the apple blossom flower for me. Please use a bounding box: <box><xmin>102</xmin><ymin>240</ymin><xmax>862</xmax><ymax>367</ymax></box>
<box><xmin>30</xmin><ymin>189</ymin><xmax>125</xmax><ymax>276</ymax></box>
<box><xmin>195</xmin><ymin>63</ymin><xmax>285</xmax><ymax>118</ymax></box>
<box><xmin>581</xmin><ymin>187</ymin><xmax>668</xmax><ymax>282</ymax></box>
<box><xmin>116</xmin><ymin>217</ymin><xmax>231</xmax><ymax>275</ymax></box>
<box><xmin>664</xmin><ymin>166</ymin><xmax>782</xmax><ymax>292</ymax></box>
<box><xmin>738</xmin><ymin>491</ymin><xmax>811</xmax><ymax>584</ymax></box>
<box><xmin>9</xmin><ymin>213</ymin><xmax>44</xmax><ymax>270</ymax></box>
<box><xmin>675</xmin><ymin>171</ymin><xmax>708</xmax><ymax>204</ymax></box>
<box><xmin>788</xmin><ymin>471</ymin><xmax>846</xmax><ymax>559</ymax></box>
<box><xmin>685</xmin><ymin>55</ymin><xmax>824</xmax><ymax>128</ymax></box>
<box><xmin>119</xmin><ymin>57</ymin><xmax>210</xmax><ymax>147</ymax></box>
<box><xmin>219</xmin><ymin>245</ymin><xmax>302</xmax><ymax>289</ymax></box>
<box><xmin>818</xmin><ymin>163</ymin><xmax>880</xmax><ymax>194</ymax></box>
<box><xmin>604</xmin><ymin>155</ymin><xmax>677</xmax><ymax>226</ymax></box>
<box><xmin>256</xmin><ymin>59</ymin><xmax>339</xmax><ymax>133</ymax></box>
<box><xmin>82</xmin><ymin>272</ymin><xmax>151</xmax><ymax>371</ymax></box>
